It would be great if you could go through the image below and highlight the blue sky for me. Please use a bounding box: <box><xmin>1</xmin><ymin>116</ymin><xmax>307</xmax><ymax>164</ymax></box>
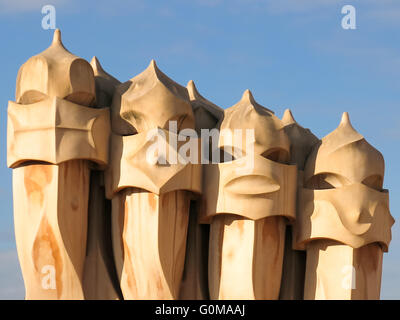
<box><xmin>0</xmin><ymin>0</ymin><xmax>399</xmax><ymax>299</ymax></box>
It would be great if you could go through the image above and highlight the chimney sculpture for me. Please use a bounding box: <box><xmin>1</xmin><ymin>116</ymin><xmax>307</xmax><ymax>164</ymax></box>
<box><xmin>8</xmin><ymin>30</ymin><xmax>110</xmax><ymax>299</ymax></box>
<box><xmin>179</xmin><ymin>81</ymin><xmax>224</xmax><ymax>300</ymax></box>
<box><xmin>7</xmin><ymin>30</ymin><xmax>394</xmax><ymax>300</ymax></box>
<box><xmin>279</xmin><ymin>109</ymin><xmax>319</xmax><ymax>300</ymax></box>
<box><xmin>81</xmin><ymin>57</ymin><xmax>122</xmax><ymax>300</ymax></box>
<box><xmin>295</xmin><ymin>113</ymin><xmax>395</xmax><ymax>299</ymax></box>
<box><xmin>201</xmin><ymin>90</ymin><xmax>297</xmax><ymax>299</ymax></box>
<box><xmin>104</xmin><ymin>60</ymin><xmax>202</xmax><ymax>299</ymax></box>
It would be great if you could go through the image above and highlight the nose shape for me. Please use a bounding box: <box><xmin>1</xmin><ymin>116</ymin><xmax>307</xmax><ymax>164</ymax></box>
<box><xmin>341</xmin><ymin>207</ymin><xmax>373</xmax><ymax>236</ymax></box>
<box><xmin>145</xmin><ymin>147</ymin><xmax>171</xmax><ymax>166</ymax></box>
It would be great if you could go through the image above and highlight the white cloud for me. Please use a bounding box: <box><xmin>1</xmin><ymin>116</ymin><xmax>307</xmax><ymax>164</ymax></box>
<box><xmin>0</xmin><ymin>0</ymin><xmax>67</xmax><ymax>13</ymax></box>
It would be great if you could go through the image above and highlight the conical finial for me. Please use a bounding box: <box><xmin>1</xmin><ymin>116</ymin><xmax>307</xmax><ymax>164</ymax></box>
<box><xmin>90</xmin><ymin>56</ymin><xmax>105</xmax><ymax>75</ymax></box>
<box><xmin>187</xmin><ymin>80</ymin><xmax>201</xmax><ymax>100</ymax></box>
<box><xmin>187</xmin><ymin>79</ymin><xmax>196</xmax><ymax>91</ymax></box>
<box><xmin>335</xmin><ymin>112</ymin><xmax>358</xmax><ymax>135</ymax></box>
<box><xmin>282</xmin><ymin>108</ymin><xmax>296</xmax><ymax>125</ymax></box>
<box><xmin>16</xmin><ymin>27</ymin><xmax>95</xmax><ymax>106</ymax></box>
<box><xmin>52</xmin><ymin>29</ymin><xmax>62</xmax><ymax>46</ymax></box>
<box><xmin>227</xmin><ymin>88</ymin><xmax>274</xmax><ymax>114</ymax></box>
<box><xmin>340</xmin><ymin>112</ymin><xmax>352</xmax><ymax>127</ymax></box>
<box><xmin>149</xmin><ymin>59</ymin><xmax>158</xmax><ymax>70</ymax></box>
<box><xmin>241</xmin><ymin>89</ymin><xmax>256</xmax><ymax>104</ymax></box>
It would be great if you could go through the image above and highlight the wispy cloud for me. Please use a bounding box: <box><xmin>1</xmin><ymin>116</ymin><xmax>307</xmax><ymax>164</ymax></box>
<box><xmin>0</xmin><ymin>0</ymin><xmax>147</xmax><ymax>15</ymax></box>
<box><xmin>0</xmin><ymin>0</ymin><xmax>67</xmax><ymax>13</ymax></box>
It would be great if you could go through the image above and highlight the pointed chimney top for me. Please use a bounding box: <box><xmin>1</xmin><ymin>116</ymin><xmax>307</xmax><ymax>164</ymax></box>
<box><xmin>241</xmin><ymin>89</ymin><xmax>255</xmax><ymax>103</ymax></box>
<box><xmin>187</xmin><ymin>80</ymin><xmax>200</xmax><ymax>100</ymax></box>
<box><xmin>340</xmin><ymin>112</ymin><xmax>352</xmax><ymax>127</ymax></box>
<box><xmin>52</xmin><ymin>29</ymin><xmax>62</xmax><ymax>46</ymax></box>
<box><xmin>282</xmin><ymin>108</ymin><xmax>296</xmax><ymax>125</ymax></box>
<box><xmin>149</xmin><ymin>59</ymin><xmax>158</xmax><ymax>69</ymax></box>
<box><xmin>90</xmin><ymin>56</ymin><xmax>105</xmax><ymax>74</ymax></box>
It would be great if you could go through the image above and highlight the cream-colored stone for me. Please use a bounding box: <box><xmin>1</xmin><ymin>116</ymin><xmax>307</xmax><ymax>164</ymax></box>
<box><xmin>202</xmin><ymin>155</ymin><xmax>297</xmax><ymax>222</ymax></box>
<box><xmin>281</xmin><ymin>109</ymin><xmax>319</xmax><ymax>170</ymax></box>
<box><xmin>296</xmin><ymin>112</ymin><xmax>394</xmax><ymax>251</ymax></box>
<box><xmin>295</xmin><ymin>112</ymin><xmax>394</xmax><ymax>300</ymax></box>
<box><xmin>209</xmin><ymin>215</ymin><xmax>286</xmax><ymax>300</ymax></box>
<box><xmin>7</xmin><ymin>29</ymin><xmax>394</xmax><ymax>301</ymax></box>
<box><xmin>107</xmin><ymin>61</ymin><xmax>202</xmax><ymax>299</ymax></box>
<box><xmin>16</xmin><ymin>29</ymin><xmax>95</xmax><ymax>106</ymax></box>
<box><xmin>111</xmin><ymin>188</ymin><xmax>190</xmax><ymax>299</ymax></box>
<box><xmin>105</xmin><ymin>130</ymin><xmax>202</xmax><ymax>198</ymax></box>
<box><xmin>13</xmin><ymin>161</ymin><xmax>90</xmax><ymax>299</ymax></box>
<box><xmin>83</xmin><ymin>57</ymin><xmax>121</xmax><ymax>300</ymax></box>
<box><xmin>90</xmin><ymin>56</ymin><xmax>120</xmax><ymax>108</ymax></box>
<box><xmin>304</xmin><ymin>240</ymin><xmax>383</xmax><ymax>300</ymax></box>
<box><xmin>205</xmin><ymin>90</ymin><xmax>297</xmax><ymax>300</ymax></box>
<box><xmin>179</xmin><ymin>81</ymin><xmax>222</xmax><ymax>300</ymax></box>
<box><xmin>279</xmin><ymin>109</ymin><xmax>319</xmax><ymax>300</ymax></box>
<box><xmin>9</xmin><ymin>30</ymin><xmax>107</xmax><ymax>300</ymax></box>
<box><xmin>111</xmin><ymin>60</ymin><xmax>194</xmax><ymax>135</ymax></box>
<box><xmin>187</xmin><ymin>80</ymin><xmax>224</xmax><ymax>134</ymax></box>
<box><xmin>7</xmin><ymin>97</ymin><xmax>110</xmax><ymax>168</ymax></box>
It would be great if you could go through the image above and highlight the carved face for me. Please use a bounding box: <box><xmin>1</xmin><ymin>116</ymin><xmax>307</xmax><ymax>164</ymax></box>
<box><xmin>106</xmin><ymin>61</ymin><xmax>201</xmax><ymax>197</ymax></box>
<box><xmin>201</xmin><ymin>90</ymin><xmax>297</xmax><ymax>222</ymax></box>
<box><xmin>295</xmin><ymin>113</ymin><xmax>394</xmax><ymax>251</ymax></box>
<box><xmin>105</xmin><ymin>129</ymin><xmax>202</xmax><ymax>198</ymax></box>
<box><xmin>111</xmin><ymin>60</ymin><xmax>194</xmax><ymax>136</ymax></box>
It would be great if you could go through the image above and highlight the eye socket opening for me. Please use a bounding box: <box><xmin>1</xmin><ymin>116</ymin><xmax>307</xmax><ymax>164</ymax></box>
<box><xmin>362</xmin><ymin>174</ymin><xmax>383</xmax><ymax>191</ymax></box>
<box><xmin>121</xmin><ymin>110</ymin><xmax>140</xmax><ymax>135</ymax></box>
<box><xmin>18</xmin><ymin>90</ymin><xmax>48</xmax><ymax>105</ymax></box>
<box><xmin>261</xmin><ymin>148</ymin><xmax>290</xmax><ymax>164</ymax></box>
<box><xmin>305</xmin><ymin>173</ymin><xmax>351</xmax><ymax>190</ymax></box>
<box><xmin>218</xmin><ymin>146</ymin><xmax>246</xmax><ymax>163</ymax></box>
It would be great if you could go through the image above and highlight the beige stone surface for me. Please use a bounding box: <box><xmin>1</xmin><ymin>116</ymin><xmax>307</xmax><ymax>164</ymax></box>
<box><xmin>107</xmin><ymin>61</ymin><xmax>202</xmax><ymax>299</ymax></box>
<box><xmin>205</xmin><ymin>90</ymin><xmax>297</xmax><ymax>300</ymax></box>
<box><xmin>9</xmin><ymin>29</ymin><xmax>108</xmax><ymax>300</ymax></box>
<box><xmin>111</xmin><ymin>189</ymin><xmax>190</xmax><ymax>299</ymax></box>
<box><xmin>7</xmin><ymin>97</ymin><xmax>110</xmax><ymax>168</ymax></box>
<box><xmin>82</xmin><ymin>57</ymin><xmax>120</xmax><ymax>300</ymax></box>
<box><xmin>90</xmin><ymin>56</ymin><xmax>121</xmax><ymax>108</ymax></box>
<box><xmin>105</xmin><ymin>130</ymin><xmax>202</xmax><ymax>198</ymax></box>
<box><xmin>187</xmin><ymin>80</ymin><xmax>224</xmax><ymax>134</ymax></box>
<box><xmin>111</xmin><ymin>60</ymin><xmax>194</xmax><ymax>135</ymax></box>
<box><xmin>179</xmin><ymin>81</ymin><xmax>223</xmax><ymax>300</ymax></box>
<box><xmin>209</xmin><ymin>215</ymin><xmax>286</xmax><ymax>299</ymax></box>
<box><xmin>295</xmin><ymin>112</ymin><xmax>394</xmax><ymax>300</ymax></box>
<box><xmin>13</xmin><ymin>161</ymin><xmax>90</xmax><ymax>299</ymax></box>
<box><xmin>279</xmin><ymin>109</ymin><xmax>319</xmax><ymax>300</ymax></box>
<box><xmin>7</xmin><ymin>29</ymin><xmax>394</xmax><ymax>301</ymax></box>
<box><xmin>295</xmin><ymin>113</ymin><xmax>394</xmax><ymax>251</ymax></box>
<box><xmin>304</xmin><ymin>240</ymin><xmax>383</xmax><ymax>300</ymax></box>
<box><xmin>83</xmin><ymin>171</ymin><xmax>121</xmax><ymax>300</ymax></box>
<box><xmin>16</xmin><ymin>29</ymin><xmax>95</xmax><ymax>107</ymax></box>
